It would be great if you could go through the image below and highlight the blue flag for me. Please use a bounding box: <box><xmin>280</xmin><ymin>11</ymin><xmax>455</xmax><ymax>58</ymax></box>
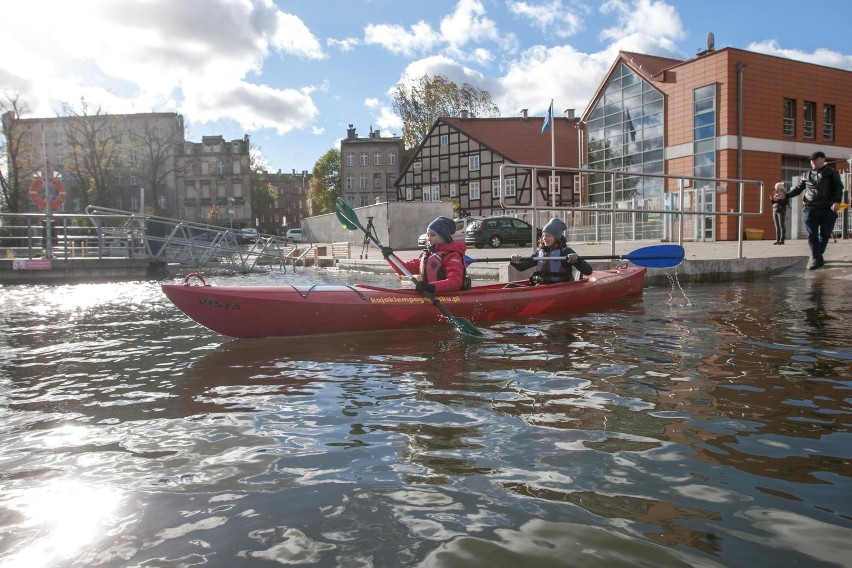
<box><xmin>541</xmin><ymin>101</ymin><xmax>553</xmax><ymax>133</ymax></box>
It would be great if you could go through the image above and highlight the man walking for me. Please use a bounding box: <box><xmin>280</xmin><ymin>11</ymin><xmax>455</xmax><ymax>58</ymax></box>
<box><xmin>785</xmin><ymin>151</ymin><xmax>844</xmax><ymax>270</ymax></box>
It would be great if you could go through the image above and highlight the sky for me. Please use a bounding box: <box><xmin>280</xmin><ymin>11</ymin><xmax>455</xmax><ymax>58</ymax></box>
<box><xmin>3</xmin><ymin>0</ymin><xmax>852</xmax><ymax>174</ymax></box>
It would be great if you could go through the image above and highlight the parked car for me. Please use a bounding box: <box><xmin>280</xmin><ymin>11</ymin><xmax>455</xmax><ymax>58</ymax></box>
<box><xmin>285</xmin><ymin>228</ymin><xmax>302</xmax><ymax>241</ymax></box>
<box><xmin>464</xmin><ymin>216</ymin><xmax>541</xmax><ymax>249</ymax></box>
<box><xmin>417</xmin><ymin>217</ymin><xmax>485</xmax><ymax>247</ymax></box>
<box><xmin>238</xmin><ymin>227</ymin><xmax>258</xmax><ymax>245</ymax></box>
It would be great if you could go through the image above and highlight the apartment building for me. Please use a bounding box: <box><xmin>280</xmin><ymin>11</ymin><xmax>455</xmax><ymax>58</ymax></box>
<box><xmin>256</xmin><ymin>169</ymin><xmax>310</xmax><ymax>234</ymax></box>
<box><xmin>3</xmin><ymin>111</ymin><xmax>184</xmax><ymax>215</ymax></box>
<box><xmin>177</xmin><ymin>135</ymin><xmax>252</xmax><ymax>228</ymax></box>
<box><xmin>340</xmin><ymin>125</ymin><xmax>404</xmax><ymax>207</ymax></box>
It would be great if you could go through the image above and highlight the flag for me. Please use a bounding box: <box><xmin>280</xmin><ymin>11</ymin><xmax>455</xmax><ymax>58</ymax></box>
<box><xmin>541</xmin><ymin>100</ymin><xmax>553</xmax><ymax>133</ymax></box>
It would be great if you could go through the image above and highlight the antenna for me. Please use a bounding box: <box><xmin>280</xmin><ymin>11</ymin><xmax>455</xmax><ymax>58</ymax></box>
<box><xmin>707</xmin><ymin>32</ymin><xmax>715</xmax><ymax>51</ymax></box>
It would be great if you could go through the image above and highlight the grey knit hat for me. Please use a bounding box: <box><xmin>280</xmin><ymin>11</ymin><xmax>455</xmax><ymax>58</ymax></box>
<box><xmin>542</xmin><ymin>218</ymin><xmax>566</xmax><ymax>238</ymax></box>
<box><xmin>427</xmin><ymin>216</ymin><xmax>456</xmax><ymax>243</ymax></box>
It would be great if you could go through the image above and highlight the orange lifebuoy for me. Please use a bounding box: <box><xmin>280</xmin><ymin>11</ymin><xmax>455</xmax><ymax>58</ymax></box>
<box><xmin>28</xmin><ymin>177</ymin><xmax>67</xmax><ymax>210</ymax></box>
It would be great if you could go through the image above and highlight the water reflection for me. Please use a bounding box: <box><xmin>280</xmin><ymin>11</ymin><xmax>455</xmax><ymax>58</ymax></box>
<box><xmin>0</xmin><ymin>271</ymin><xmax>850</xmax><ymax>567</ymax></box>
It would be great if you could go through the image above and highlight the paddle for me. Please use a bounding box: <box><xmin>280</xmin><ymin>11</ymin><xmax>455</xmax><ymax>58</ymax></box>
<box><xmin>465</xmin><ymin>244</ymin><xmax>686</xmax><ymax>269</ymax></box>
<box><xmin>335</xmin><ymin>198</ymin><xmax>484</xmax><ymax>337</ymax></box>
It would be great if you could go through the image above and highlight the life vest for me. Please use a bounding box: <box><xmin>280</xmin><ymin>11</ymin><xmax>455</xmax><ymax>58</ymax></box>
<box><xmin>535</xmin><ymin>248</ymin><xmax>573</xmax><ymax>283</ymax></box>
<box><xmin>419</xmin><ymin>249</ymin><xmax>469</xmax><ymax>289</ymax></box>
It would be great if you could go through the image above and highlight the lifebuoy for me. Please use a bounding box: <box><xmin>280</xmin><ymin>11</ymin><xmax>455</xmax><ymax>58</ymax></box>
<box><xmin>28</xmin><ymin>177</ymin><xmax>67</xmax><ymax>210</ymax></box>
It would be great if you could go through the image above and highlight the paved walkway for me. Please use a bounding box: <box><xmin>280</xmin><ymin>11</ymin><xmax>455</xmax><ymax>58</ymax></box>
<box><xmin>338</xmin><ymin>238</ymin><xmax>852</xmax><ymax>284</ymax></box>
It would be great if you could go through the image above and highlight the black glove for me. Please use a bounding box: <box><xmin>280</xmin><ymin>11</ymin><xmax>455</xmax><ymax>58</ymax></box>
<box><xmin>381</xmin><ymin>246</ymin><xmax>394</xmax><ymax>258</ymax></box>
<box><xmin>415</xmin><ymin>280</ymin><xmax>435</xmax><ymax>294</ymax></box>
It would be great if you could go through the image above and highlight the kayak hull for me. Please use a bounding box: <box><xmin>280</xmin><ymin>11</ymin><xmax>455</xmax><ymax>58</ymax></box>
<box><xmin>161</xmin><ymin>267</ymin><xmax>646</xmax><ymax>338</ymax></box>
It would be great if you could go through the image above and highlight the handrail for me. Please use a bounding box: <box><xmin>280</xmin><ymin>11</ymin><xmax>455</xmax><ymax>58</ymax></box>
<box><xmin>499</xmin><ymin>163</ymin><xmax>765</xmax><ymax>259</ymax></box>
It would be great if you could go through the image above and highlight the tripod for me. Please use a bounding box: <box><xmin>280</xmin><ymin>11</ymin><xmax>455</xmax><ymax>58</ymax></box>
<box><xmin>360</xmin><ymin>216</ymin><xmax>379</xmax><ymax>259</ymax></box>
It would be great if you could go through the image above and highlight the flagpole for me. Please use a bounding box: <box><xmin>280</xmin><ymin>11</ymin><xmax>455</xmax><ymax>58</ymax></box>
<box><xmin>550</xmin><ymin>99</ymin><xmax>555</xmax><ymax>208</ymax></box>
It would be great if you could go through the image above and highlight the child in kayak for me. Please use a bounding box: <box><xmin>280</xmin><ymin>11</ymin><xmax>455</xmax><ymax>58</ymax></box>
<box><xmin>510</xmin><ymin>217</ymin><xmax>593</xmax><ymax>285</ymax></box>
<box><xmin>382</xmin><ymin>216</ymin><xmax>468</xmax><ymax>293</ymax></box>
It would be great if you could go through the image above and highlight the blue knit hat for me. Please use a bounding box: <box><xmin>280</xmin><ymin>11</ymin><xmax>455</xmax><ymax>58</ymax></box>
<box><xmin>542</xmin><ymin>218</ymin><xmax>566</xmax><ymax>238</ymax></box>
<box><xmin>427</xmin><ymin>216</ymin><xmax>455</xmax><ymax>243</ymax></box>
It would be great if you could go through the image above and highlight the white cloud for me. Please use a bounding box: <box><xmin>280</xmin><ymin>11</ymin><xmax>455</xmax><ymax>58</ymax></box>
<box><xmin>363</xmin><ymin>21</ymin><xmax>441</xmax><ymax>56</ymax></box>
<box><xmin>507</xmin><ymin>0</ymin><xmax>585</xmax><ymax>38</ymax></box>
<box><xmin>600</xmin><ymin>0</ymin><xmax>685</xmax><ymax>49</ymax></box>
<box><xmin>747</xmin><ymin>40</ymin><xmax>852</xmax><ymax>72</ymax></box>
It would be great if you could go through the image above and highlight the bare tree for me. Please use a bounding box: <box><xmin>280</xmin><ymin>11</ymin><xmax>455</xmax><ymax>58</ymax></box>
<box><xmin>60</xmin><ymin>98</ymin><xmax>124</xmax><ymax>208</ymax></box>
<box><xmin>391</xmin><ymin>74</ymin><xmax>501</xmax><ymax>149</ymax></box>
<box><xmin>0</xmin><ymin>92</ymin><xmax>36</xmax><ymax>212</ymax></box>
<box><xmin>127</xmin><ymin>117</ymin><xmax>184</xmax><ymax>215</ymax></box>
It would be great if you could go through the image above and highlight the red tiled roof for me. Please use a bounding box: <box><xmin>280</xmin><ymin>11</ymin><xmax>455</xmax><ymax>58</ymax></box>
<box><xmin>440</xmin><ymin>116</ymin><xmax>579</xmax><ymax>169</ymax></box>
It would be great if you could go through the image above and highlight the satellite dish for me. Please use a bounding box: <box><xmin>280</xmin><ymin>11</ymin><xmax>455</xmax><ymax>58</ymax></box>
<box><xmin>707</xmin><ymin>32</ymin><xmax>715</xmax><ymax>51</ymax></box>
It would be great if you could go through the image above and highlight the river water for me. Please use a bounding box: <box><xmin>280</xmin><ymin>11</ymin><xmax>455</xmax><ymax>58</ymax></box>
<box><xmin>0</xmin><ymin>267</ymin><xmax>850</xmax><ymax>568</ymax></box>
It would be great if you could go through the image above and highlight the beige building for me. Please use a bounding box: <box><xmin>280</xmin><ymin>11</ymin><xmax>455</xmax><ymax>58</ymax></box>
<box><xmin>177</xmin><ymin>134</ymin><xmax>252</xmax><ymax>228</ymax></box>
<box><xmin>340</xmin><ymin>125</ymin><xmax>404</xmax><ymax>207</ymax></box>
<box><xmin>2</xmin><ymin>111</ymin><xmax>185</xmax><ymax>215</ymax></box>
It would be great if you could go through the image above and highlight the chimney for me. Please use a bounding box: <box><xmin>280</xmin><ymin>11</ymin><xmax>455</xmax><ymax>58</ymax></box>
<box><xmin>521</xmin><ymin>109</ymin><xmax>528</xmax><ymax>119</ymax></box>
<box><xmin>565</xmin><ymin>108</ymin><xmax>575</xmax><ymax>120</ymax></box>
<box><xmin>347</xmin><ymin>124</ymin><xmax>357</xmax><ymax>139</ymax></box>
<box><xmin>460</xmin><ymin>109</ymin><xmax>469</xmax><ymax>119</ymax></box>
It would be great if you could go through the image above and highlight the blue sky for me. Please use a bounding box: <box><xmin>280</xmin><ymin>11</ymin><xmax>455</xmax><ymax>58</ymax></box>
<box><xmin>3</xmin><ymin>0</ymin><xmax>852</xmax><ymax>174</ymax></box>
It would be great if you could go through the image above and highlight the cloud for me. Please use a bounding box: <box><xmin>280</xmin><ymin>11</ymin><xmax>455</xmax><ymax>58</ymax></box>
<box><xmin>507</xmin><ymin>0</ymin><xmax>586</xmax><ymax>38</ymax></box>
<box><xmin>600</xmin><ymin>0</ymin><xmax>685</xmax><ymax>55</ymax></box>
<box><xmin>747</xmin><ymin>40</ymin><xmax>852</xmax><ymax>72</ymax></box>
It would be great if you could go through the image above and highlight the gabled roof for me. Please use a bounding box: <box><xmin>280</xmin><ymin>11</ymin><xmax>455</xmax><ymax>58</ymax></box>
<box><xmin>440</xmin><ymin>116</ymin><xmax>579</xmax><ymax>168</ymax></box>
<box><xmin>619</xmin><ymin>50</ymin><xmax>683</xmax><ymax>79</ymax></box>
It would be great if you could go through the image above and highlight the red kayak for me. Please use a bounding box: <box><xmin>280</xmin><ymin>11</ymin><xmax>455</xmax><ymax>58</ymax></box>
<box><xmin>161</xmin><ymin>266</ymin><xmax>646</xmax><ymax>338</ymax></box>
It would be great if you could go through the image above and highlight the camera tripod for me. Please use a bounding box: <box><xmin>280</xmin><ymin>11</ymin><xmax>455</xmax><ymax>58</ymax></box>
<box><xmin>360</xmin><ymin>216</ymin><xmax>379</xmax><ymax>259</ymax></box>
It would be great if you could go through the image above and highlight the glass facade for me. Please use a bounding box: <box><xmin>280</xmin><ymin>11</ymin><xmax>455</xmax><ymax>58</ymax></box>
<box><xmin>586</xmin><ymin>63</ymin><xmax>664</xmax><ymax>203</ymax></box>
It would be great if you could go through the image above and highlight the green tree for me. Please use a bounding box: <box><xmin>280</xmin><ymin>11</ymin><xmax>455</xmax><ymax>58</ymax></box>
<box><xmin>391</xmin><ymin>73</ymin><xmax>500</xmax><ymax>148</ymax></box>
<box><xmin>307</xmin><ymin>148</ymin><xmax>340</xmax><ymax>215</ymax></box>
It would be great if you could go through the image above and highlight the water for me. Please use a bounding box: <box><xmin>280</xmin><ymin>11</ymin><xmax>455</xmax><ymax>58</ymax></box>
<box><xmin>0</xmin><ymin>268</ymin><xmax>850</xmax><ymax>568</ymax></box>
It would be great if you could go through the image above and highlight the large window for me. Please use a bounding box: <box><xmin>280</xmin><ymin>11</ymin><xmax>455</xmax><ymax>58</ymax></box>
<box><xmin>586</xmin><ymin>63</ymin><xmax>664</xmax><ymax>202</ymax></box>
<box><xmin>693</xmin><ymin>84</ymin><xmax>716</xmax><ymax>184</ymax></box>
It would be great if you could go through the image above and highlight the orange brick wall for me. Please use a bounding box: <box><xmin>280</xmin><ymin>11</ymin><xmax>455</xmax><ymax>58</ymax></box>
<box><xmin>657</xmin><ymin>48</ymin><xmax>852</xmax><ymax>240</ymax></box>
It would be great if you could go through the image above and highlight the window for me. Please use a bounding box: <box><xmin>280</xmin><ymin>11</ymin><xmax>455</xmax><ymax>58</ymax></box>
<box><xmin>440</xmin><ymin>134</ymin><xmax>449</xmax><ymax>145</ymax></box>
<box><xmin>360</xmin><ymin>174</ymin><xmax>368</xmax><ymax>189</ymax></box>
<box><xmin>823</xmin><ymin>104</ymin><xmax>835</xmax><ymax>141</ymax></box>
<box><xmin>346</xmin><ymin>152</ymin><xmax>355</xmax><ymax>166</ymax></box>
<box><xmin>492</xmin><ymin>179</ymin><xmax>501</xmax><ymax>197</ymax></box>
<box><xmin>505</xmin><ymin>178</ymin><xmax>516</xmax><ymax>197</ymax></box>
<box><xmin>201</xmin><ymin>161</ymin><xmax>209</xmax><ymax>175</ymax></box>
<box><xmin>345</xmin><ymin>175</ymin><xmax>354</xmax><ymax>189</ymax></box>
<box><xmin>360</xmin><ymin>195</ymin><xmax>369</xmax><ymax>207</ymax></box>
<box><xmin>373</xmin><ymin>173</ymin><xmax>382</xmax><ymax>189</ymax></box>
<box><xmin>128</xmin><ymin>150</ymin><xmax>138</xmax><ymax>164</ymax></box>
<box><xmin>216</xmin><ymin>161</ymin><xmax>225</xmax><ymax>175</ymax></box>
<box><xmin>54</xmin><ymin>132</ymin><xmax>62</xmax><ymax>144</ymax></box>
<box><xmin>783</xmin><ymin>99</ymin><xmax>796</xmax><ymax>136</ymax></box>
<box><xmin>449</xmin><ymin>183</ymin><xmax>457</xmax><ymax>197</ymax></box>
<box><xmin>431</xmin><ymin>185</ymin><xmax>440</xmax><ymax>201</ymax></box>
<box><xmin>233</xmin><ymin>160</ymin><xmax>241</xmax><ymax>174</ymax></box>
<box><xmin>388</xmin><ymin>152</ymin><xmax>396</xmax><ymax>166</ymax></box>
<box><xmin>405</xmin><ymin>187</ymin><xmax>413</xmax><ymax>200</ymax></box>
<box><xmin>469</xmin><ymin>181</ymin><xmax>480</xmax><ymax>200</ymax></box>
<box><xmin>374</xmin><ymin>152</ymin><xmax>382</xmax><ymax>166</ymax></box>
<box><xmin>803</xmin><ymin>101</ymin><xmax>815</xmax><ymax>139</ymax></box>
<box><xmin>693</xmin><ymin>84</ymin><xmax>716</xmax><ymax>182</ymax></box>
<box><xmin>386</xmin><ymin>174</ymin><xmax>394</xmax><ymax>188</ymax></box>
<box><xmin>413</xmin><ymin>160</ymin><xmax>422</xmax><ymax>171</ymax></box>
<box><xmin>130</xmin><ymin>175</ymin><xmax>138</xmax><ymax>185</ymax></box>
<box><xmin>468</xmin><ymin>155</ymin><xmax>480</xmax><ymax>171</ymax></box>
<box><xmin>360</xmin><ymin>152</ymin><xmax>368</xmax><ymax>166</ymax></box>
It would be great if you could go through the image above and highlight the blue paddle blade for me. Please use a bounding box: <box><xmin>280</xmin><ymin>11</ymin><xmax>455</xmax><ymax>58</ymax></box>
<box><xmin>623</xmin><ymin>244</ymin><xmax>685</xmax><ymax>268</ymax></box>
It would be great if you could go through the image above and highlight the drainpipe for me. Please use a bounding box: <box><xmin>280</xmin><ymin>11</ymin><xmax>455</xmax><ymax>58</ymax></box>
<box><xmin>737</xmin><ymin>62</ymin><xmax>747</xmax><ymax>256</ymax></box>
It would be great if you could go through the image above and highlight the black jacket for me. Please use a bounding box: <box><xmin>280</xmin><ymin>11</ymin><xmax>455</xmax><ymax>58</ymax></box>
<box><xmin>786</xmin><ymin>165</ymin><xmax>844</xmax><ymax>209</ymax></box>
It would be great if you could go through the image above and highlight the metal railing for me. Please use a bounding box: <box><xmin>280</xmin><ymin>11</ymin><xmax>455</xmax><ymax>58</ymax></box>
<box><xmin>499</xmin><ymin>163</ymin><xmax>766</xmax><ymax>259</ymax></box>
<box><xmin>0</xmin><ymin>207</ymin><xmax>312</xmax><ymax>273</ymax></box>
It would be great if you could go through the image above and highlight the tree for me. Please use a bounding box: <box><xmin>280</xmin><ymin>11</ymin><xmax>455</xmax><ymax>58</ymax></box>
<box><xmin>0</xmin><ymin>92</ymin><xmax>36</xmax><ymax>213</ymax></box>
<box><xmin>60</xmin><ymin>98</ymin><xmax>124</xmax><ymax>209</ymax></box>
<box><xmin>391</xmin><ymin>74</ymin><xmax>501</xmax><ymax>148</ymax></box>
<box><xmin>128</xmin><ymin>116</ymin><xmax>184</xmax><ymax>215</ymax></box>
<box><xmin>307</xmin><ymin>148</ymin><xmax>340</xmax><ymax>215</ymax></box>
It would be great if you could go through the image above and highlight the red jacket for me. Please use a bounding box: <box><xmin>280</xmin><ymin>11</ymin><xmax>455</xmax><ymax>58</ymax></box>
<box><xmin>391</xmin><ymin>239</ymin><xmax>468</xmax><ymax>294</ymax></box>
